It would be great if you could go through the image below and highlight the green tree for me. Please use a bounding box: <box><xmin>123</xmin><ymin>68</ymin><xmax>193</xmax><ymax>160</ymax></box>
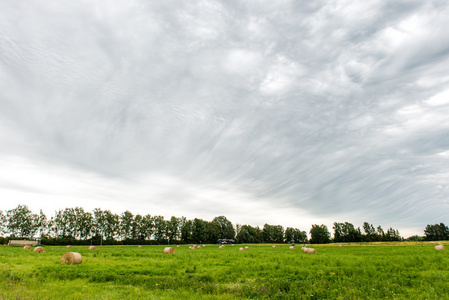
<box><xmin>262</xmin><ymin>224</ymin><xmax>284</xmax><ymax>243</ymax></box>
<box><xmin>309</xmin><ymin>224</ymin><xmax>330</xmax><ymax>244</ymax></box>
<box><xmin>385</xmin><ymin>227</ymin><xmax>401</xmax><ymax>241</ymax></box>
<box><xmin>205</xmin><ymin>221</ymin><xmax>220</xmax><ymax>244</ymax></box>
<box><xmin>61</xmin><ymin>208</ymin><xmax>77</xmax><ymax>238</ymax></box>
<box><xmin>73</xmin><ymin>207</ymin><xmax>93</xmax><ymax>239</ymax></box>
<box><xmin>7</xmin><ymin>205</ymin><xmax>40</xmax><ymax>237</ymax></box>
<box><xmin>363</xmin><ymin>222</ymin><xmax>376</xmax><ymax>242</ymax></box>
<box><xmin>93</xmin><ymin>209</ymin><xmax>119</xmax><ymax>240</ymax></box>
<box><xmin>333</xmin><ymin>222</ymin><xmax>343</xmax><ymax>242</ymax></box>
<box><xmin>285</xmin><ymin>227</ymin><xmax>307</xmax><ymax>243</ymax></box>
<box><xmin>120</xmin><ymin>210</ymin><xmax>134</xmax><ymax>240</ymax></box>
<box><xmin>192</xmin><ymin>218</ymin><xmax>207</xmax><ymax>243</ymax></box>
<box><xmin>236</xmin><ymin>226</ymin><xmax>253</xmax><ymax>243</ymax></box>
<box><xmin>36</xmin><ymin>209</ymin><xmax>47</xmax><ymax>238</ymax></box>
<box><xmin>236</xmin><ymin>225</ymin><xmax>254</xmax><ymax>243</ymax></box>
<box><xmin>236</xmin><ymin>225</ymin><xmax>262</xmax><ymax>243</ymax></box>
<box><xmin>166</xmin><ymin>216</ymin><xmax>180</xmax><ymax>242</ymax></box>
<box><xmin>131</xmin><ymin>214</ymin><xmax>143</xmax><ymax>240</ymax></box>
<box><xmin>0</xmin><ymin>210</ymin><xmax>7</xmax><ymax>236</ymax></box>
<box><xmin>333</xmin><ymin>222</ymin><xmax>361</xmax><ymax>243</ymax></box>
<box><xmin>153</xmin><ymin>216</ymin><xmax>166</xmax><ymax>242</ymax></box>
<box><xmin>212</xmin><ymin>216</ymin><xmax>235</xmax><ymax>239</ymax></box>
<box><xmin>377</xmin><ymin>225</ymin><xmax>385</xmax><ymax>241</ymax></box>
<box><xmin>181</xmin><ymin>219</ymin><xmax>193</xmax><ymax>243</ymax></box>
<box><xmin>406</xmin><ymin>235</ymin><xmax>424</xmax><ymax>241</ymax></box>
<box><xmin>139</xmin><ymin>214</ymin><xmax>154</xmax><ymax>240</ymax></box>
<box><xmin>293</xmin><ymin>228</ymin><xmax>307</xmax><ymax>243</ymax></box>
<box><xmin>424</xmin><ymin>223</ymin><xmax>449</xmax><ymax>241</ymax></box>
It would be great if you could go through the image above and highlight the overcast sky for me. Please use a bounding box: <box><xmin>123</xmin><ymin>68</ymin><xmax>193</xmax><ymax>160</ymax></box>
<box><xmin>1</xmin><ymin>0</ymin><xmax>449</xmax><ymax>237</ymax></box>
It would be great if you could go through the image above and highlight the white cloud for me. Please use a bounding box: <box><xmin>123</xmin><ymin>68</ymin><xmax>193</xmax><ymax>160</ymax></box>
<box><xmin>426</xmin><ymin>89</ymin><xmax>449</xmax><ymax>106</ymax></box>
<box><xmin>1</xmin><ymin>0</ymin><xmax>449</xmax><ymax>236</ymax></box>
<box><xmin>223</xmin><ymin>49</ymin><xmax>263</xmax><ymax>73</ymax></box>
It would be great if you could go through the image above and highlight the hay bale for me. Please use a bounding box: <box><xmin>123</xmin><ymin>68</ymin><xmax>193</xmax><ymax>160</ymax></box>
<box><xmin>23</xmin><ymin>245</ymin><xmax>32</xmax><ymax>250</ymax></box>
<box><xmin>163</xmin><ymin>247</ymin><xmax>175</xmax><ymax>254</ymax></box>
<box><xmin>88</xmin><ymin>246</ymin><xmax>97</xmax><ymax>250</ymax></box>
<box><xmin>289</xmin><ymin>246</ymin><xmax>295</xmax><ymax>249</ymax></box>
<box><xmin>244</xmin><ymin>246</ymin><xmax>249</xmax><ymax>249</ymax></box>
<box><xmin>435</xmin><ymin>244</ymin><xmax>445</xmax><ymax>251</ymax></box>
<box><xmin>177</xmin><ymin>245</ymin><xmax>180</xmax><ymax>247</ymax></box>
<box><xmin>202</xmin><ymin>245</ymin><xmax>206</xmax><ymax>247</ymax></box>
<box><xmin>60</xmin><ymin>252</ymin><xmax>82</xmax><ymax>265</ymax></box>
<box><xmin>272</xmin><ymin>245</ymin><xmax>276</xmax><ymax>248</ymax></box>
<box><xmin>302</xmin><ymin>247</ymin><xmax>316</xmax><ymax>254</ymax></box>
<box><xmin>239</xmin><ymin>247</ymin><xmax>245</xmax><ymax>251</ymax></box>
<box><xmin>138</xmin><ymin>246</ymin><xmax>142</xmax><ymax>248</ymax></box>
<box><xmin>33</xmin><ymin>246</ymin><xmax>45</xmax><ymax>253</ymax></box>
<box><xmin>8</xmin><ymin>240</ymin><xmax>38</xmax><ymax>246</ymax></box>
<box><xmin>66</xmin><ymin>245</ymin><xmax>72</xmax><ymax>248</ymax></box>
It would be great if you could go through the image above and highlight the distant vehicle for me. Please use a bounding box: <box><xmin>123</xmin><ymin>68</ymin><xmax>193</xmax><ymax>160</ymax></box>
<box><xmin>217</xmin><ymin>239</ymin><xmax>235</xmax><ymax>244</ymax></box>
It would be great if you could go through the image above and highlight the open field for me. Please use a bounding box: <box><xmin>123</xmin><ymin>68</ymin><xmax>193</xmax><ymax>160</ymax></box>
<box><xmin>1</xmin><ymin>242</ymin><xmax>448</xmax><ymax>299</ymax></box>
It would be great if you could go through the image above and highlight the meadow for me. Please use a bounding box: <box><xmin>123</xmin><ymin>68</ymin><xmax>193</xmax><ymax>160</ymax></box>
<box><xmin>1</xmin><ymin>242</ymin><xmax>448</xmax><ymax>299</ymax></box>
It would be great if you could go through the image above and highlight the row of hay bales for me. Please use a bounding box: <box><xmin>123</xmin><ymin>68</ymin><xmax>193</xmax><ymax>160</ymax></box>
<box><xmin>21</xmin><ymin>245</ymin><xmax>100</xmax><ymax>265</ymax></box>
<box><xmin>22</xmin><ymin>245</ymin><xmax>45</xmax><ymax>252</ymax></box>
<box><xmin>21</xmin><ymin>243</ymin><xmax>447</xmax><ymax>265</ymax></box>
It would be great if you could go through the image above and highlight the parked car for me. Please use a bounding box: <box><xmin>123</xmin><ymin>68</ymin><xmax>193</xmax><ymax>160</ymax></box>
<box><xmin>217</xmin><ymin>239</ymin><xmax>235</xmax><ymax>244</ymax></box>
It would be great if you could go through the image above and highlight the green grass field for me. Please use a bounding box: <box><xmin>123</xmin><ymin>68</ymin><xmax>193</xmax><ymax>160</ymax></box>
<box><xmin>1</xmin><ymin>242</ymin><xmax>448</xmax><ymax>299</ymax></box>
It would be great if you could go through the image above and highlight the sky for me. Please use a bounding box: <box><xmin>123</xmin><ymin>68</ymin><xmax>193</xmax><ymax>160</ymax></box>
<box><xmin>1</xmin><ymin>0</ymin><xmax>449</xmax><ymax>238</ymax></box>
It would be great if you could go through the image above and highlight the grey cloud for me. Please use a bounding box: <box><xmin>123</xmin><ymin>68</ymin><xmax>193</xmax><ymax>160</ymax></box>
<box><xmin>1</xmin><ymin>0</ymin><xmax>449</xmax><ymax>235</ymax></box>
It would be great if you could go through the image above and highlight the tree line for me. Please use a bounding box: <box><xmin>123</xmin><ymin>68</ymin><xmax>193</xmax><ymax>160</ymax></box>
<box><xmin>1</xmin><ymin>204</ymin><xmax>446</xmax><ymax>245</ymax></box>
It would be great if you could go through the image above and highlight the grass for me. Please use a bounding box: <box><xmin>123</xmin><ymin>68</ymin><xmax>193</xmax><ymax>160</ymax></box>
<box><xmin>0</xmin><ymin>242</ymin><xmax>448</xmax><ymax>299</ymax></box>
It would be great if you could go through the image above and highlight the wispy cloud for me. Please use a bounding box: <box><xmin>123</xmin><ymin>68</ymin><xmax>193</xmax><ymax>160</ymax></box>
<box><xmin>1</xmin><ymin>0</ymin><xmax>449</xmax><ymax>236</ymax></box>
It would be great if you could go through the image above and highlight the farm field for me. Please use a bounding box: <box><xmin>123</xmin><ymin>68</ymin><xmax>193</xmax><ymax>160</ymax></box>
<box><xmin>1</xmin><ymin>242</ymin><xmax>448</xmax><ymax>299</ymax></box>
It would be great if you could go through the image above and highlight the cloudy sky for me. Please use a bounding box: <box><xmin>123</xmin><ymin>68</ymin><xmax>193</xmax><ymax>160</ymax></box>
<box><xmin>1</xmin><ymin>0</ymin><xmax>449</xmax><ymax>237</ymax></box>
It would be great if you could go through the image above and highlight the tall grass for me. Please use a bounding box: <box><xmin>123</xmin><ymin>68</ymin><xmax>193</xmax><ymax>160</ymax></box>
<box><xmin>1</xmin><ymin>243</ymin><xmax>448</xmax><ymax>299</ymax></box>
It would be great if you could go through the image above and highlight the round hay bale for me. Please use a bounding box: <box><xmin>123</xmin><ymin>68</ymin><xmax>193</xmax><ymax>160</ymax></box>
<box><xmin>60</xmin><ymin>252</ymin><xmax>82</xmax><ymax>265</ymax></box>
<box><xmin>88</xmin><ymin>246</ymin><xmax>97</xmax><ymax>250</ymax></box>
<box><xmin>66</xmin><ymin>245</ymin><xmax>72</xmax><ymax>248</ymax></box>
<box><xmin>303</xmin><ymin>247</ymin><xmax>316</xmax><ymax>254</ymax></box>
<box><xmin>435</xmin><ymin>244</ymin><xmax>445</xmax><ymax>251</ymax></box>
<box><xmin>33</xmin><ymin>246</ymin><xmax>45</xmax><ymax>253</ymax></box>
<box><xmin>163</xmin><ymin>247</ymin><xmax>175</xmax><ymax>254</ymax></box>
<box><xmin>23</xmin><ymin>245</ymin><xmax>32</xmax><ymax>250</ymax></box>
